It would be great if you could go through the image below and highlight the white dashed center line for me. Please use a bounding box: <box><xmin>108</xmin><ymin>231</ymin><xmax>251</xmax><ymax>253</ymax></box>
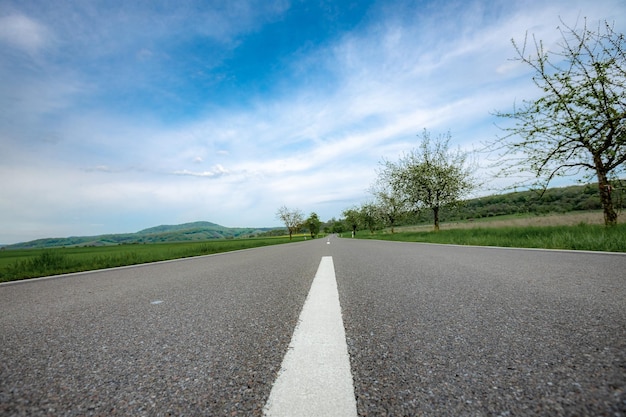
<box><xmin>263</xmin><ymin>256</ymin><xmax>357</xmax><ymax>417</ymax></box>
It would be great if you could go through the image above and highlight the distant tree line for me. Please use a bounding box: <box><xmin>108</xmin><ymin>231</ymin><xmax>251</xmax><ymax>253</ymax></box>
<box><xmin>328</xmin><ymin>181</ymin><xmax>625</xmax><ymax>236</ymax></box>
<box><xmin>272</xmin><ymin>179</ymin><xmax>624</xmax><ymax>238</ymax></box>
<box><xmin>272</xmin><ymin>19</ymin><xmax>626</xmax><ymax>236</ymax></box>
<box><xmin>273</xmin><ymin>206</ymin><xmax>323</xmax><ymax>240</ymax></box>
<box><xmin>341</xmin><ymin>19</ymin><xmax>626</xmax><ymax>231</ymax></box>
<box><xmin>424</xmin><ymin>181</ymin><xmax>624</xmax><ymax>223</ymax></box>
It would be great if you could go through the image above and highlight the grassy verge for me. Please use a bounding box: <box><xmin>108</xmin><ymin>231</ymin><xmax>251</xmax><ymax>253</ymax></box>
<box><xmin>0</xmin><ymin>237</ymin><xmax>296</xmax><ymax>283</ymax></box>
<box><xmin>357</xmin><ymin>222</ymin><xmax>626</xmax><ymax>253</ymax></box>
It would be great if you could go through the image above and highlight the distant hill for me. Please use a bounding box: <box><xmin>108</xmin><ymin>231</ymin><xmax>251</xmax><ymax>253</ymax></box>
<box><xmin>137</xmin><ymin>221</ymin><xmax>225</xmax><ymax>234</ymax></box>
<box><xmin>439</xmin><ymin>182</ymin><xmax>624</xmax><ymax>221</ymax></box>
<box><xmin>395</xmin><ymin>181</ymin><xmax>624</xmax><ymax>225</ymax></box>
<box><xmin>4</xmin><ymin>222</ymin><xmax>276</xmax><ymax>250</ymax></box>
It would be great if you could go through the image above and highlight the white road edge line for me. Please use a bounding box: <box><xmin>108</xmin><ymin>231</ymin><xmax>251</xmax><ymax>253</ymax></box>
<box><xmin>263</xmin><ymin>256</ymin><xmax>357</xmax><ymax>417</ymax></box>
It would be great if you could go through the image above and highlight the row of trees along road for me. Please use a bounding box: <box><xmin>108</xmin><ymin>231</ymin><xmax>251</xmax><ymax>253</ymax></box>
<box><xmin>279</xmin><ymin>20</ymin><xmax>624</xmax><ymax>235</ymax></box>
<box><xmin>275</xmin><ymin>206</ymin><xmax>321</xmax><ymax>240</ymax></box>
<box><xmin>356</xmin><ymin>19</ymin><xmax>626</xmax><ymax>232</ymax></box>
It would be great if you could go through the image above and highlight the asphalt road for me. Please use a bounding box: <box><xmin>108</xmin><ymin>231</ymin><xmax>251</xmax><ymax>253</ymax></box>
<box><xmin>1</xmin><ymin>237</ymin><xmax>625</xmax><ymax>416</ymax></box>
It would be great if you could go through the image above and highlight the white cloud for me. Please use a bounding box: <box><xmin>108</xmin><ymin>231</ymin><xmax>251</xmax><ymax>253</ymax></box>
<box><xmin>173</xmin><ymin>164</ymin><xmax>230</xmax><ymax>178</ymax></box>
<box><xmin>0</xmin><ymin>14</ymin><xmax>51</xmax><ymax>55</ymax></box>
<box><xmin>2</xmin><ymin>0</ymin><xmax>626</xmax><ymax>243</ymax></box>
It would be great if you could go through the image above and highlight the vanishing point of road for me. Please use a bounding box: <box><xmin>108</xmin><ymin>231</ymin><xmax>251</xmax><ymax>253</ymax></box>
<box><xmin>1</xmin><ymin>237</ymin><xmax>625</xmax><ymax>416</ymax></box>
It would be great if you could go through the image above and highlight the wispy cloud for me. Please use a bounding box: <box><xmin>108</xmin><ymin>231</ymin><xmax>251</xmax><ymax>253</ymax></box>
<box><xmin>1</xmin><ymin>0</ymin><xmax>624</xmax><ymax>243</ymax></box>
<box><xmin>0</xmin><ymin>13</ymin><xmax>51</xmax><ymax>55</ymax></box>
<box><xmin>173</xmin><ymin>165</ymin><xmax>230</xmax><ymax>178</ymax></box>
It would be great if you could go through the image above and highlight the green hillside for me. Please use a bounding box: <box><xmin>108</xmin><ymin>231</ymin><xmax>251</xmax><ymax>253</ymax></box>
<box><xmin>430</xmin><ymin>182</ymin><xmax>625</xmax><ymax>223</ymax></box>
<box><xmin>5</xmin><ymin>222</ymin><xmax>274</xmax><ymax>250</ymax></box>
<box><xmin>137</xmin><ymin>221</ymin><xmax>225</xmax><ymax>234</ymax></box>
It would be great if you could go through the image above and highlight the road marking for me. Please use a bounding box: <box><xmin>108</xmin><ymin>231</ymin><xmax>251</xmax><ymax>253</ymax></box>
<box><xmin>263</xmin><ymin>256</ymin><xmax>357</xmax><ymax>417</ymax></box>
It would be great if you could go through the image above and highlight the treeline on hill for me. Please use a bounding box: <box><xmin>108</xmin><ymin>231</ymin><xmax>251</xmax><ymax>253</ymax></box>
<box><xmin>323</xmin><ymin>182</ymin><xmax>625</xmax><ymax>234</ymax></box>
<box><xmin>442</xmin><ymin>183</ymin><xmax>624</xmax><ymax>221</ymax></box>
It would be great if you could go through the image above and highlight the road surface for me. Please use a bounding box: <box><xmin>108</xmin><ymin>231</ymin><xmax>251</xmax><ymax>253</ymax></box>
<box><xmin>1</xmin><ymin>237</ymin><xmax>625</xmax><ymax>416</ymax></box>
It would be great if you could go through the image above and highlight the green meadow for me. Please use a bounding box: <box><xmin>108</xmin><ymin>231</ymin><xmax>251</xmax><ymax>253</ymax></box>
<box><xmin>356</xmin><ymin>221</ymin><xmax>626</xmax><ymax>253</ymax></box>
<box><xmin>0</xmin><ymin>237</ymin><xmax>295</xmax><ymax>283</ymax></box>
<box><xmin>2</xmin><ymin>215</ymin><xmax>624</xmax><ymax>283</ymax></box>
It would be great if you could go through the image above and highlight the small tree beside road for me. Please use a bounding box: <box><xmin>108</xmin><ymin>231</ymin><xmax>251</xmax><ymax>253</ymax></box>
<box><xmin>342</xmin><ymin>208</ymin><xmax>361</xmax><ymax>237</ymax></box>
<box><xmin>276</xmin><ymin>206</ymin><xmax>304</xmax><ymax>240</ymax></box>
<box><xmin>369</xmin><ymin>167</ymin><xmax>408</xmax><ymax>233</ymax></box>
<box><xmin>305</xmin><ymin>212</ymin><xmax>322</xmax><ymax>238</ymax></box>
<box><xmin>382</xmin><ymin>129</ymin><xmax>477</xmax><ymax>231</ymax></box>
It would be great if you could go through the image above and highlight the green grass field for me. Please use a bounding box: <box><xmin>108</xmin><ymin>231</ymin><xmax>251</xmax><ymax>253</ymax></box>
<box><xmin>2</xmin><ymin>215</ymin><xmax>624</xmax><ymax>283</ymax></box>
<box><xmin>356</xmin><ymin>222</ymin><xmax>626</xmax><ymax>252</ymax></box>
<box><xmin>0</xmin><ymin>237</ymin><xmax>296</xmax><ymax>283</ymax></box>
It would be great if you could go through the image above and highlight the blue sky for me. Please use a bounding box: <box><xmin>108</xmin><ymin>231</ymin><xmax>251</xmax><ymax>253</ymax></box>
<box><xmin>1</xmin><ymin>0</ymin><xmax>625</xmax><ymax>244</ymax></box>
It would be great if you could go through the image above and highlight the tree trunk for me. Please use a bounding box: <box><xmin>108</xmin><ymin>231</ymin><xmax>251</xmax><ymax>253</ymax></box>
<box><xmin>595</xmin><ymin>160</ymin><xmax>618</xmax><ymax>226</ymax></box>
<box><xmin>433</xmin><ymin>206</ymin><xmax>440</xmax><ymax>231</ymax></box>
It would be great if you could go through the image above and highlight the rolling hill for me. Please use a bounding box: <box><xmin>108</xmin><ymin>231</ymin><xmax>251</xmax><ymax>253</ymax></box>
<box><xmin>5</xmin><ymin>222</ymin><xmax>275</xmax><ymax>249</ymax></box>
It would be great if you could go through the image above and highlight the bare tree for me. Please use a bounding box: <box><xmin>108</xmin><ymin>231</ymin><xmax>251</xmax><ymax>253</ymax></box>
<box><xmin>492</xmin><ymin>19</ymin><xmax>626</xmax><ymax>226</ymax></box>
<box><xmin>276</xmin><ymin>206</ymin><xmax>304</xmax><ymax>240</ymax></box>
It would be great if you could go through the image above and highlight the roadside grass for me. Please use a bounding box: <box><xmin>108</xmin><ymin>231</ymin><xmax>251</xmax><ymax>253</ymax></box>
<box><xmin>357</xmin><ymin>222</ymin><xmax>626</xmax><ymax>252</ymax></box>
<box><xmin>396</xmin><ymin>210</ymin><xmax>613</xmax><ymax>232</ymax></box>
<box><xmin>0</xmin><ymin>237</ymin><xmax>296</xmax><ymax>283</ymax></box>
